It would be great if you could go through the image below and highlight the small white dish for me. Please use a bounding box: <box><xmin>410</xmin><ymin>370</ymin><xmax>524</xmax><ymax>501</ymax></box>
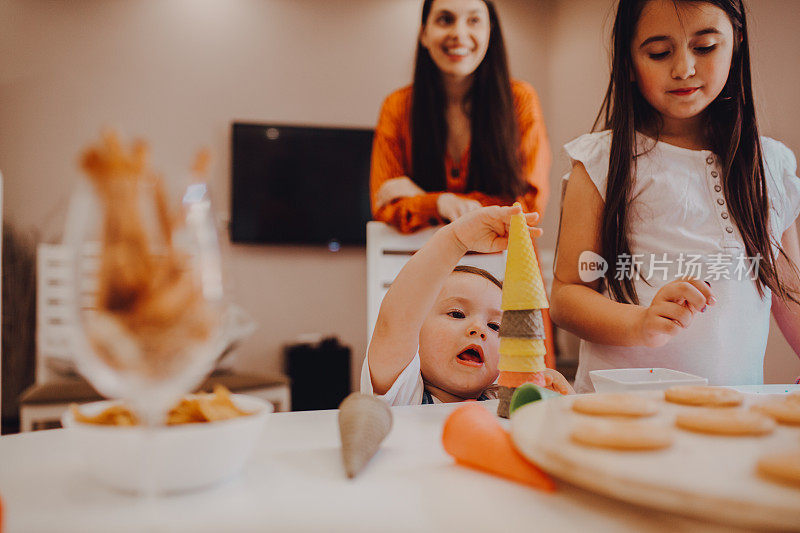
<box><xmin>589</xmin><ymin>368</ymin><xmax>707</xmax><ymax>393</ymax></box>
<box><xmin>62</xmin><ymin>394</ymin><xmax>271</xmax><ymax>494</ymax></box>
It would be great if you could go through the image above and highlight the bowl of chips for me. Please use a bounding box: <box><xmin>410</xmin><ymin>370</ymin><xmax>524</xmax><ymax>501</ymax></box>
<box><xmin>62</xmin><ymin>387</ymin><xmax>272</xmax><ymax>493</ymax></box>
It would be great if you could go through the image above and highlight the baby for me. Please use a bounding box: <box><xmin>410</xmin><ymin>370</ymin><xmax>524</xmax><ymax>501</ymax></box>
<box><xmin>362</xmin><ymin>205</ymin><xmax>573</xmax><ymax>405</ymax></box>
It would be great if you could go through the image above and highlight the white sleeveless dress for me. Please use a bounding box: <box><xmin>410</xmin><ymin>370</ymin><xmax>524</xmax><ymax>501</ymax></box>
<box><xmin>564</xmin><ymin>132</ymin><xmax>800</xmax><ymax>392</ymax></box>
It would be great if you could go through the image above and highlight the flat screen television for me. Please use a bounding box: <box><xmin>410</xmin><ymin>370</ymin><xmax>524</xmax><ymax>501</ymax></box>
<box><xmin>231</xmin><ymin>122</ymin><xmax>374</xmax><ymax>247</ymax></box>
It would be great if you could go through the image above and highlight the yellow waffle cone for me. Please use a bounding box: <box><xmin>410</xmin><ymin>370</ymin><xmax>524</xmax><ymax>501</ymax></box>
<box><xmin>502</xmin><ymin>206</ymin><xmax>549</xmax><ymax>310</ymax></box>
<box><xmin>338</xmin><ymin>393</ymin><xmax>393</xmax><ymax>479</ymax></box>
<box><xmin>498</xmin><ymin>354</ymin><xmax>547</xmax><ymax>372</ymax></box>
<box><xmin>499</xmin><ymin>337</ymin><xmax>547</xmax><ymax>357</ymax></box>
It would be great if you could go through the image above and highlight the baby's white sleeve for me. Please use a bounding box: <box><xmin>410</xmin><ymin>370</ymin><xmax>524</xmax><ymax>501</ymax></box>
<box><xmin>360</xmin><ymin>352</ymin><xmax>424</xmax><ymax>406</ymax></box>
<box><xmin>563</xmin><ymin>131</ymin><xmax>612</xmax><ymax>201</ymax></box>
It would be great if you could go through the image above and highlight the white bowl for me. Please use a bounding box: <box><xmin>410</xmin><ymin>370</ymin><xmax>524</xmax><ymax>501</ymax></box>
<box><xmin>589</xmin><ymin>368</ymin><xmax>708</xmax><ymax>393</ymax></box>
<box><xmin>62</xmin><ymin>394</ymin><xmax>271</xmax><ymax>494</ymax></box>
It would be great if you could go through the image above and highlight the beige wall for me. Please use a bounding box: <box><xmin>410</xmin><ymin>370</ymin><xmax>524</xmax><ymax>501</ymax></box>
<box><xmin>1</xmin><ymin>0</ymin><xmax>798</xmax><ymax>389</ymax></box>
<box><xmin>0</xmin><ymin>0</ymin><xmax>551</xmax><ymax>390</ymax></box>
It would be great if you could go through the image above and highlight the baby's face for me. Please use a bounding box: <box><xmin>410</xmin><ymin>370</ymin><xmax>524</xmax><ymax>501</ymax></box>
<box><xmin>419</xmin><ymin>271</ymin><xmax>502</xmax><ymax>398</ymax></box>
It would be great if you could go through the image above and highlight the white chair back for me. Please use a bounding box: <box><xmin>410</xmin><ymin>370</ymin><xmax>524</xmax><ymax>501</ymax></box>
<box><xmin>35</xmin><ymin>243</ymin><xmax>99</xmax><ymax>383</ymax></box>
<box><xmin>365</xmin><ymin>221</ymin><xmax>507</xmax><ymax>343</ymax></box>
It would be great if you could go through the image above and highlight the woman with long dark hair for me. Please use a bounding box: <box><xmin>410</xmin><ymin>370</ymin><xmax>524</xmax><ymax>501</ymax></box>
<box><xmin>370</xmin><ymin>0</ymin><xmax>551</xmax><ymax>233</ymax></box>
<box><xmin>551</xmin><ymin>0</ymin><xmax>800</xmax><ymax>392</ymax></box>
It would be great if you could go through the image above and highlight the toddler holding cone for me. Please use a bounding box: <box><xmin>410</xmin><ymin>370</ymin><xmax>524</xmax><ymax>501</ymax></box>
<box><xmin>361</xmin><ymin>205</ymin><xmax>572</xmax><ymax>405</ymax></box>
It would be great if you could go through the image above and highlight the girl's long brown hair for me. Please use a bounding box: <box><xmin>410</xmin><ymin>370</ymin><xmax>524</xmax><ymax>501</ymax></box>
<box><xmin>411</xmin><ymin>0</ymin><xmax>524</xmax><ymax>200</ymax></box>
<box><xmin>596</xmin><ymin>0</ymin><xmax>798</xmax><ymax>304</ymax></box>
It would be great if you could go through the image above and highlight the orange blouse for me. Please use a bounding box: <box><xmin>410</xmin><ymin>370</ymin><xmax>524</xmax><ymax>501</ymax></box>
<box><xmin>369</xmin><ymin>80</ymin><xmax>551</xmax><ymax>233</ymax></box>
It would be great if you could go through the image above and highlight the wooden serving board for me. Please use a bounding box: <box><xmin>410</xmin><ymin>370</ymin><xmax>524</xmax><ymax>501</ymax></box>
<box><xmin>511</xmin><ymin>392</ymin><xmax>800</xmax><ymax>530</ymax></box>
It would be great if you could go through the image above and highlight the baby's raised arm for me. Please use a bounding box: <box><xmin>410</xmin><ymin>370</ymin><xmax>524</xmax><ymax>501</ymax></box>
<box><xmin>367</xmin><ymin>205</ymin><xmax>541</xmax><ymax>394</ymax></box>
<box><xmin>551</xmin><ymin>163</ymin><xmax>714</xmax><ymax>346</ymax></box>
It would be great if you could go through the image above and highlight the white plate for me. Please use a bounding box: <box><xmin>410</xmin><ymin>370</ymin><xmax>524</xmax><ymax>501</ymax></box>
<box><xmin>62</xmin><ymin>394</ymin><xmax>271</xmax><ymax>494</ymax></box>
<box><xmin>590</xmin><ymin>368</ymin><xmax>707</xmax><ymax>392</ymax></box>
<box><xmin>511</xmin><ymin>392</ymin><xmax>800</xmax><ymax>530</ymax></box>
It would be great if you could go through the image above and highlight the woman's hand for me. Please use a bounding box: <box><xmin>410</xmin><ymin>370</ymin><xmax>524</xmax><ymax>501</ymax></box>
<box><xmin>436</xmin><ymin>193</ymin><xmax>482</xmax><ymax>222</ymax></box>
<box><xmin>374</xmin><ymin>177</ymin><xmax>426</xmax><ymax>210</ymax></box>
<box><xmin>636</xmin><ymin>279</ymin><xmax>716</xmax><ymax>347</ymax></box>
<box><xmin>448</xmin><ymin>204</ymin><xmax>542</xmax><ymax>254</ymax></box>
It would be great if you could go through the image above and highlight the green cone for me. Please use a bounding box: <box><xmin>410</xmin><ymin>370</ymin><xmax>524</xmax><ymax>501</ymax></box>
<box><xmin>509</xmin><ymin>383</ymin><xmax>560</xmax><ymax>416</ymax></box>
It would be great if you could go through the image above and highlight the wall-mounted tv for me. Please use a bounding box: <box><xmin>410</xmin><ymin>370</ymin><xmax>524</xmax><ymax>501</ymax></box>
<box><xmin>231</xmin><ymin>122</ymin><xmax>373</xmax><ymax>247</ymax></box>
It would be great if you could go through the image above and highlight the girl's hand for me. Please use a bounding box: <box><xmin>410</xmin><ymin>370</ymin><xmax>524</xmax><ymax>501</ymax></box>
<box><xmin>636</xmin><ymin>279</ymin><xmax>716</xmax><ymax>347</ymax></box>
<box><xmin>436</xmin><ymin>193</ymin><xmax>482</xmax><ymax>222</ymax></box>
<box><xmin>449</xmin><ymin>204</ymin><xmax>542</xmax><ymax>254</ymax></box>
<box><xmin>542</xmin><ymin>369</ymin><xmax>575</xmax><ymax>395</ymax></box>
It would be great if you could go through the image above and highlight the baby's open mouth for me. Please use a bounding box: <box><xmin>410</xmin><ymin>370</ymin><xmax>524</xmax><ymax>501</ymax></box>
<box><xmin>456</xmin><ymin>345</ymin><xmax>484</xmax><ymax>366</ymax></box>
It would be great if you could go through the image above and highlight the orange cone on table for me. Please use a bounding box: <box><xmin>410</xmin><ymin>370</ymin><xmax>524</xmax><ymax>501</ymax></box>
<box><xmin>338</xmin><ymin>392</ymin><xmax>393</xmax><ymax>479</ymax></box>
<box><xmin>498</xmin><ymin>203</ymin><xmax>549</xmax><ymax>418</ymax></box>
<box><xmin>442</xmin><ymin>402</ymin><xmax>555</xmax><ymax>491</ymax></box>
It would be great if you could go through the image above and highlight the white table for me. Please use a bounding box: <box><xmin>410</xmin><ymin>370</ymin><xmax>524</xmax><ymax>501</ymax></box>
<box><xmin>1</xmin><ymin>386</ymin><xmax>797</xmax><ymax>533</ymax></box>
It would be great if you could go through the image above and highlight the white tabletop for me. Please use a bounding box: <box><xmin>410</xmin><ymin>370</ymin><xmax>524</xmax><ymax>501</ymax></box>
<box><xmin>1</xmin><ymin>388</ymin><xmax>797</xmax><ymax>533</ymax></box>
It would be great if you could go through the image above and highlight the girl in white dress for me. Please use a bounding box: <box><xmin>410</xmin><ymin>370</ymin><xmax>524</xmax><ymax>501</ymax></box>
<box><xmin>551</xmin><ymin>0</ymin><xmax>800</xmax><ymax>392</ymax></box>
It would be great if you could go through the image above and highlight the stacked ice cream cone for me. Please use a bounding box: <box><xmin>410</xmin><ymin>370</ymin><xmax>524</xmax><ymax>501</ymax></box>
<box><xmin>497</xmin><ymin>204</ymin><xmax>549</xmax><ymax>419</ymax></box>
<box><xmin>338</xmin><ymin>393</ymin><xmax>393</xmax><ymax>478</ymax></box>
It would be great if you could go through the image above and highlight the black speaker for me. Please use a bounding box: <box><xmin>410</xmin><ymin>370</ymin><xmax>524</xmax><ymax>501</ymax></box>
<box><xmin>284</xmin><ymin>336</ymin><xmax>351</xmax><ymax>411</ymax></box>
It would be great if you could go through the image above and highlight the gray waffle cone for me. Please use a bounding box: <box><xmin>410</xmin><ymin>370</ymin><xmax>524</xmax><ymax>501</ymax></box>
<box><xmin>338</xmin><ymin>393</ymin><xmax>393</xmax><ymax>479</ymax></box>
<box><xmin>498</xmin><ymin>386</ymin><xmax>517</xmax><ymax>418</ymax></box>
<box><xmin>499</xmin><ymin>310</ymin><xmax>545</xmax><ymax>339</ymax></box>
<box><xmin>497</xmin><ymin>398</ymin><xmax>511</xmax><ymax>419</ymax></box>
<box><xmin>498</xmin><ymin>385</ymin><xmax>516</xmax><ymax>402</ymax></box>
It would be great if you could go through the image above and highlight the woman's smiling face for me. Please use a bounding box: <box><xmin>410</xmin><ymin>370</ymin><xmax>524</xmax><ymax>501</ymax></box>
<box><xmin>420</xmin><ymin>0</ymin><xmax>491</xmax><ymax>81</ymax></box>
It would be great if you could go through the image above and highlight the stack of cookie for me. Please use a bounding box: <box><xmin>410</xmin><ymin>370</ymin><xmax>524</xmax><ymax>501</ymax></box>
<box><xmin>497</xmin><ymin>204</ymin><xmax>549</xmax><ymax>419</ymax></box>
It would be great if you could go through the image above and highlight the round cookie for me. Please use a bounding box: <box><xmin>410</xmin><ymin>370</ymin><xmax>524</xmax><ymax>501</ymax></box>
<box><xmin>675</xmin><ymin>408</ymin><xmax>775</xmax><ymax>436</ymax></box>
<box><xmin>788</xmin><ymin>390</ymin><xmax>800</xmax><ymax>404</ymax></box>
<box><xmin>757</xmin><ymin>450</ymin><xmax>800</xmax><ymax>487</ymax></box>
<box><xmin>665</xmin><ymin>386</ymin><xmax>743</xmax><ymax>407</ymax></box>
<box><xmin>571</xmin><ymin>419</ymin><xmax>673</xmax><ymax>450</ymax></box>
<box><xmin>571</xmin><ymin>393</ymin><xmax>659</xmax><ymax>417</ymax></box>
<box><xmin>752</xmin><ymin>399</ymin><xmax>800</xmax><ymax>426</ymax></box>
